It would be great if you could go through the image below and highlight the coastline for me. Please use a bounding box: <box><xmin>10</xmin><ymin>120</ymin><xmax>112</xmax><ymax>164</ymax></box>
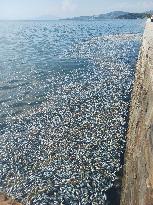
<box><xmin>121</xmin><ymin>22</ymin><xmax>153</xmax><ymax>204</ymax></box>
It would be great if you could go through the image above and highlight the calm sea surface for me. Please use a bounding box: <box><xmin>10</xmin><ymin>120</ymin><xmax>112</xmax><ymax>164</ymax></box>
<box><xmin>0</xmin><ymin>19</ymin><xmax>145</xmax><ymax>205</ymax></box>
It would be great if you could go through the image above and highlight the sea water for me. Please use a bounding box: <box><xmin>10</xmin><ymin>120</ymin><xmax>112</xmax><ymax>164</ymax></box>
<box><xmin>0</xmin><ymin>19</ymin><xmax>145</xmax><ymax>205</ymax></box>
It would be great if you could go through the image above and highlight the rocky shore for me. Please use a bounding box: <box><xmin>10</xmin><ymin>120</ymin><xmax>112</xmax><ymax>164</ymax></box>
<box><xmin>121</xmin><ymin>22</ymin><xmax>153</xmax><ymax>205</ymax></box>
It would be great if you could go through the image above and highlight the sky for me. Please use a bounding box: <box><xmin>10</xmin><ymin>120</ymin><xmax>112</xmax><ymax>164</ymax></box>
<box><xmin>0</xmin><ymin>0</ymin><xmax>153</xmax><ymax>20</ymax></box>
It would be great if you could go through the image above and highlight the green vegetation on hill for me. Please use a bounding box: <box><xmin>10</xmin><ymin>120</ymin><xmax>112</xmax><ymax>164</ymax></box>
<box><xmin>64</xmin><ymin>11</ymin><xmax>153</xmax><ymax>20</ymax></box>
<box><xmin>117</xmin><ymin>13</ymin><xmax>148</xmax><ymax>19</ymax></box>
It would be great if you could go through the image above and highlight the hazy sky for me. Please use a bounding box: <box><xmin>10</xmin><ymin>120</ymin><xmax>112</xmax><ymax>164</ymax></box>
<box><xmin>0</xmin><ymin>0</ymin><xmax>153</xmax><ymax>19</ymax></box>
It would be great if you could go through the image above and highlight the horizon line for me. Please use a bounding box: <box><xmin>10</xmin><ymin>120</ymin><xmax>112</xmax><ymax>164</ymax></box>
<box><xmin>0</xmin><ymin>10</ymin><xmax>152</xmax><ymax>21</ymax></box>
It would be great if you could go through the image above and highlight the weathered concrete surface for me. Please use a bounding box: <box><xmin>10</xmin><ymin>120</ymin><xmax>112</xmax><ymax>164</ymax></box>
<box><xmin>121</xmin><ymin>22</ymin><xmax>153</xmax><ymax>205</ymax></box>
<box><xmin>0</xmin><ymin>193</ymin><xmax>22</xmax><ymax>205</ymax></box>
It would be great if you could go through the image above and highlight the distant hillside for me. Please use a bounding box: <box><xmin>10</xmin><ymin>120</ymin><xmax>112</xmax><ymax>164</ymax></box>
<box><xmin>117</xmin><ymin>12</ymin><xmax>148</xmax><ymax>19</ymax></box>
<box><xmin>97</xmin><ymin>11</ymin><xmax>129</xmax><ymax>19</ymax></box>
<box><xmin>64</xmin><ymin>11</ymin><xmax>153</xmax><ymax>21</ymax></box>
<box><xmin>34</xmin><ymin>15</ymin><xmax>59</xmax><ymax>20</ymax></box>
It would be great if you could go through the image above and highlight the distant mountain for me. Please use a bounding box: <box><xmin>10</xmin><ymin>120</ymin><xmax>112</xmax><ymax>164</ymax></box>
<box><xmin>64</xmin><ymin>15</ymin><xmax>95</xmax><ymax>21</ymax></box>
<box><xmin>34</xmin><ymin>15</ymin><xmax>59</xmax><ymax>20</ymax></box>
<box><xmin>64</xmin><ymin>11</ymin><xmax>153</xmax><ymax>21</ymax></box>
<box><xmin>145</xmin><ymin>10</ymin><xmax>153</xmax><ymax>14</ymax></box>
<box><xmin>117</xmin><ymin>12</ymin><xmax>146</xmax><ymax>19</ymax></box>
<box><xmin>97</xmin><ymin>11</ymin><xmax>129</xmax><ymax>19</ymax></box>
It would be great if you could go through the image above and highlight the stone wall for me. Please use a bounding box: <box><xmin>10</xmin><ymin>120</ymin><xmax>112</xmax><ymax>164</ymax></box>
<box><xmin>121</xmin><ymin>22</ymin><xmax>153</xmax><ymax>205</ymax></box>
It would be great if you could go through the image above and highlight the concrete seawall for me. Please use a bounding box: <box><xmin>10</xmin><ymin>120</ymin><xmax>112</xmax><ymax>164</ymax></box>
<box><xmin>0</xmin><ymin>193</ymin><xmax>22</xmax><ymax>205</ymax></box>
<box><xmin>121</xmin><ymin>22</ymin><xmax>153</xmax><ymax>205</ymax></box>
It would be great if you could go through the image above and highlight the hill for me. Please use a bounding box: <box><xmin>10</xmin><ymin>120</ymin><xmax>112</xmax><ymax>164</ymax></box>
<box><xmin>117</xmin><ymin>12</ymin><xmax>149</xmax><ymax>19</ymax></box>
<box><xmin>64</xmin><ymin>11</ymin><xmax>153</xmax><ymax>20</ymax></box>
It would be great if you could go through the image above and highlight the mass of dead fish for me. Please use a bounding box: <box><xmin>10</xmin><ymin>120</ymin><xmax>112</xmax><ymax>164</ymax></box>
<box><xmin>0</xmin><ymin>20</ymin><xmax>143</xmax><ymax>205</ymax></box>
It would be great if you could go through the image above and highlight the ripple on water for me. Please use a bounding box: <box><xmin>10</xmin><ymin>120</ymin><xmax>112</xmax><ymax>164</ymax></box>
<box><xmin>0</xmin><ymin>19</ymin><xmax>145</xmax><ymax>205</ymax></box>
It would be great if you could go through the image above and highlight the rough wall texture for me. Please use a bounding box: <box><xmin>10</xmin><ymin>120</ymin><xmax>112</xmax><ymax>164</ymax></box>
<box><xmin>0</xmin><ymin>193</ymin><xmax>22</xmax><ymax>205</ymax></box>
<box><xmin>121</xmin><ymin>22</ymin><xmax>153</xmax><ymax>205</ymax></box>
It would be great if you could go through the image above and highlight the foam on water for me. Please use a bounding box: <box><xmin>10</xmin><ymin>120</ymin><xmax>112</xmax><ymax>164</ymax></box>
<box><xmin>0</xmin><ymin>20</ymin><xmax>145</xmax><ymax>204</ymax></box>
